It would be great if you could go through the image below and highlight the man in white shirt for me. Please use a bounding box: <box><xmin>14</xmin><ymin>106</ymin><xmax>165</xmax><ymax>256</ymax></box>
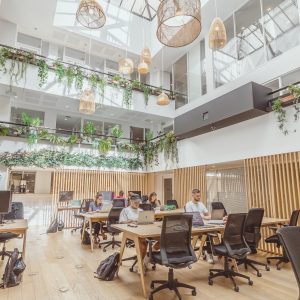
<box><xmin>119</xmin><ymin>194</ymin><xmax>143</xmax><ymax>223</ymax></box>
<box><xmin>185</xmin><ymin>188</ymin><xmax>211</xmax><ymax>220</ymax></box>
<box><xmin>186</xmin><ymin>188</ymin><xmax>213</xmax><ymax>263</ymax></box>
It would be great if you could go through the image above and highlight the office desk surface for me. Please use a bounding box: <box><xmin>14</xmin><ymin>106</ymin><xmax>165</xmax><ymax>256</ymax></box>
<box><xmin>0</xmin><ymin>219</ymin><xmax>28</xmax><ymax>259</ymax></box>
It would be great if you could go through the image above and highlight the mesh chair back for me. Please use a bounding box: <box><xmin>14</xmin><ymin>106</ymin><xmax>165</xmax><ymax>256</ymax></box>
<box><xmin>289</xmin><ymin>210</ymin><xmax>300</xmax><ymax>226</ymax></box>
<box><xmin>166</xmin><ymin>199</ymin><xmax>179</xmax><ymax>208</ymax></box>
<box><xmin>113</xmin><ymin>198</ymin><xmax>126</xmax><ymax>208</ymax></box>
<box><xmin>224</xmin><ymin>213</ymin><xmax>248</xmax><ymax>249</ymax></box>
<box><xmin>141</xmin><ymin>195</ymin><xmax>148</xmax><ymax>203</ymax></box>
<box><xmin>211</xmin><ymin>202</ymin><xmax>227</xmax><ymax>216</ymax></box>
<box><xmin>244</xmin><ymin>208</ymin><xmax>264</xmax><ymax>246</ymax></box>
<box><xmin>139</xmin><ymin>203</ymin><xmax>152</xmax><ymax>211</ymax></box>
<box><xmin>160</xmin><ymin>214</ymin><xmax>196</xmax><ymax>265</ymax></box>
<box><xmin>108</xmin><ymin>207</ymin><xmax>123</xmax><ymax>224</ymax></box>
<box><xmin>278</xmin><ymin>227</ymin><xmax>300</xmax><ymax>300</ymax></box>
<box><xmin>4</xmin><ymin>202</ymin><xmax>24</xmax><ymax>220</ymax></box>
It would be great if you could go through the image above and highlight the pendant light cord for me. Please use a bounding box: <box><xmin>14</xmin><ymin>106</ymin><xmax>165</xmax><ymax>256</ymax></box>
<box><xmin>214</xmin><ymin>0</ymin><xmax>218</xmax><ymax>17</ymax></box>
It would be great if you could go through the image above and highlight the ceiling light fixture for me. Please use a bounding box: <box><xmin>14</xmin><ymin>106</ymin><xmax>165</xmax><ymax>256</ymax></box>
<box><xmin>209</xmin><ymin>0</ymin><xmax>227</xmax><ymax>50</ymax></box>
<box><xmin>156</xmin><ymin>0</ymin><xmax>201</xmax><ymax>47</ymax></box>
<box><xmin>157</xmin><ymin>47</ymin><xmax>170</xmax><ymax>106</ymax></box>
<box><xmin>138</xmin><ymin>61</ymin><xmax>149</xmax><ymax>75</ymax></box>
<box><xmin>119</xmin><ymin>58</ymin><xmax>134</xmax><ymax>75</ymax></box>
<box><xmin>79</xmin><ymin>89</ymin><xmax>96</xmax><ymax>114</ymax></box>
<box><xmin>76</xmin><ymin>0</ymin><xmax>106</xmax><ymax>29</ymax></box>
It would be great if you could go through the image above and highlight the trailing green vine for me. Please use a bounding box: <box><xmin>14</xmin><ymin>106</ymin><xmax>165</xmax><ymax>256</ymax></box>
<box><xmin>37</xmin><ymin>59</ymin><xmax>48</xmax><ymax>87</ymax></box>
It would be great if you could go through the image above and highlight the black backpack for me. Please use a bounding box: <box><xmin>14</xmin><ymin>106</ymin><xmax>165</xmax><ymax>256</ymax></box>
<box><xmin>1</xmin><ymin>248</ymin><xmax>26</xmax><ymax>288</ymax></box>
<box><xmin>95</xmin><ymin>252</ymin><xmax>120</xmax><ymax>281</ymax></box>
<box><xmin>80</xmin><ymin>228</ymin><xmax>91</xmax><ymax>245</ymax></box>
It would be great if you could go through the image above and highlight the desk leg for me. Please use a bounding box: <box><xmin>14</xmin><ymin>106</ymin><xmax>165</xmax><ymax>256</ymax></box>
<box><xmin>134</xmin><ymin>236</ymin><xmax>147</xmax><ymax>298</ymax></box>
<box><xmin>198</xmin><ymin>234</ymin><xmax>207</xmax><ymax>260</ymax></box>
<box><xmin>81</xmin><ymin>218</ymin><xmax>86</xmax><ymax>243</ymax></box>
<box><xmin>116</xmin><ymin>233</ymin><xmax>128</xmax><ymax>276</ymax></box>
<box><xmin>192</xmin><ymin>236</ymin><xmax>198</xmax><ymax>249</ymax></box>
<box><xmin>89</xmin><ymin>219</ymin><xmax>93</xmax><ymax>252</ymax></box>
<box><xmin>22</xmin><ymin>230</ymin><xmax>27</xmax><ymax>260</ymax></box>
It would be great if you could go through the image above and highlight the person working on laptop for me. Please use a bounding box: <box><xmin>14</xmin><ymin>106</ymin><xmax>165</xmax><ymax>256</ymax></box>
<box><xmin>147</xmin><ymin>192</ymin><xmax>161</xmax><ymax>209</ymax></box>
<box><xmin>186</xmin><ymin>189</ymin><xmax>214</xmax><ymax>263</ymax></box>
<box><xmin>116</xmin><ymin>190</ymin><xmax>125</xmax><ymax>198</ymax></box>
<box><xmin>89</xmin><ymin>194</ymin><xmax>104</xmax><ymax>240</ymax></box>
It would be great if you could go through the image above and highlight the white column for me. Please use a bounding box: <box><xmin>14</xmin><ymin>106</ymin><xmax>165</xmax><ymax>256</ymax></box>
<box><xmin>44</xmin><ymin>110</ymin><xmax>57</xmax><ymax>129</ymax></box>
<box><xmin>0</xmin><ymin>95</ymin><xmax>11</xmax><ymax>122</ymax></box>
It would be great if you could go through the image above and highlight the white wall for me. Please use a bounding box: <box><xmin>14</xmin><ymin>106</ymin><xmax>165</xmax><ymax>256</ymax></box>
<box><xmin>151</xmin><ymin>107</ymin><xmax>300</xmax><ymax>171</ymax></box>
<box><xmin>0</xmin><ymin>95</ymin><xmax>11</xmax><ymax>122</ymax></box>
<box><xmin>34</xmin><ymin>170</ymin><xmax>52</xmax><ymax>194</ymax></box>
<box><xmin>0</xmin><ymin>166</ymin><xmax>8</xmax><ymax>190</ymax></box>
<box><xmin>0</xmin><ymin>19</ymin><xmax>17</xmax><ymax>47</ymax></box>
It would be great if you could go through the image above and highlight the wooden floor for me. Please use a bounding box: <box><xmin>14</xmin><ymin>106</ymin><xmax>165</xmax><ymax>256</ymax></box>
<box><xmin>0</xmin><ymin>226</ymin><xmax>298</xmax><ymax>300</ymax></box>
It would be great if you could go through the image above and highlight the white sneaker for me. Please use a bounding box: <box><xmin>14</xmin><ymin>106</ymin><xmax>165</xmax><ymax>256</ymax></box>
<box><xmin>205</xmin><ymin>252</ymin><xmax>214</xmax><ymax>264</ymax></box>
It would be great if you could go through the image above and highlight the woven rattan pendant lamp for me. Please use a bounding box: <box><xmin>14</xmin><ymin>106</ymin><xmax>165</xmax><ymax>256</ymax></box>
<box><xmin>79</xmin><ymin>89</ymin><xmax>96</xmax><ymax>114</ymax></box>
<box><xmin>209</xmin><ymin>0</ymin><xmax>227</xmax><ymax>49</ymax></box>
<box><xmin>157</xmin><ymin>48</ymin><xmax>170</xmax><ymax>106</ymax></box>
<box><xmin>156</xmin><ymin>0</ymin><xmax>201</xmax><ymax>47</ymax></box>
<box><xmin>76</xmin><ymin>0</ymin><xmax>106</xmax><ymax>29</ymax></box>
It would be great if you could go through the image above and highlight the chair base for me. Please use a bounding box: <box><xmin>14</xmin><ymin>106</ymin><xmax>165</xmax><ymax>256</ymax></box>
<box><xmin>149</xmin><ymin>268</ymin><xmax>196</xmax><ymax>300</ymax></box>
<box><xmin>208</xmin><ymin>257</ymin><xmax>253</xmax><ymax>292</ymax></box>
<box><xmin>267</xmin><ymin>256</ymin><xmax>289</xmax><ymax>270</ymax></box>
<box><xmin>237</xmin><ymin>258</ymin><xmax>270</xmax><ymax>277</ymax></box>
<box><xmin>99</xmin><ymin>236</ymin><xmax>121</xmax><ymax>252</ymax></box>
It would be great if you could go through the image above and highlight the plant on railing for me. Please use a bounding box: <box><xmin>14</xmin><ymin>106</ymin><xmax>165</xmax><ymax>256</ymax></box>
<box><xmin>37</xmin><ymin>59</ymin><xmax>48</xmax><ymax>87</ymax></box>
<box><xmin>272</xmin><ymin>84</ymin><xmax>300</xmax><ymax>135</ymax></box>
<box><xmin>75</xmin><ymin>67</ymin><xmax>84</xmax><ymax>91</ymax></box>
<box><xmin>0</xmin><ymin>149</ymin><xmax>143</xmax><ymax>170</ymax></box>
<box><xmin>0</xmin><ymin>126</ymin><xmax>9</xmax><ymax>136</ymax></box>
<box><xmin>65</xmin><ymin>66</ymin><xmax>76</xmax><ymax>91</ymax></box>
<box><xmin>97</xmin><ymin>138</ymin><xmax>112</xmax><ymax>154</ymax></box>
<box><xmin>0</xmin><ymin>47</ymin><xmax>10</xmax><ymax>73</ymax></box>
<box><xmin>83</xmin><ymin>121</ymin><xmax>95</xmax><ymax>137</ymax></box>
<box><xmin>162</xmin><ymin>131</ymin><xmax>179</xmax><ymax>164</ymax></box>
<box><xmin>67</xmin><ymin>134</ymin><xmax>80</xmax><ymax>145</ymax></box>
<box><xmin>54</xmin><ymin>61</ymin><xmax>66</xmax><ymax>83</ymax></box>
<box><xmin>123</xmin><ymin>81</ymin><xmax>133</xmax><ymax>108</ymax></box>
<box><xmin>111</xmin><ymin>125</ymin><xmax>123</xmax><ymax>139</ymax></box>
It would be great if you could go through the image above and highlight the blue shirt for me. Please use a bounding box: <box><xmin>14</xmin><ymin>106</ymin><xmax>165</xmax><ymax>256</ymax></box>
<box><xmin>89</xmin><ymin>202</ymin><xmax>103</xmax><ymax>212</ymax></box>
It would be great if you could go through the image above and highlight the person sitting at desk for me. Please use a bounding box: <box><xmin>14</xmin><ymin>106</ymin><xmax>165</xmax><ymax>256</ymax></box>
<box><xmin>116</xmin><ymin>190</ymin><xmax>125</xmax><ymax>198</ymax></box>
<box><xmin>89</xmin><ymin>194</ymin><xmax>104</xmax><ymax>238</ymax></box>
<box><xmin>147</xmin><ymin>192</ymin><xmax>161</xmax><ymax>209</ymax></box>
<box><xmin>186</xmin><ymin>188</ymin><xmax>213</xmax><ymax>263</ymax></box>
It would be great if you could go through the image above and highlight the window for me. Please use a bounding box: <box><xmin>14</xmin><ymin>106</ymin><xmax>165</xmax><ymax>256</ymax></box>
<box><xmin>173</xmin><ymin>54</ymin><xmax>188</xmax><ymax>109</ymax></box>
<box><xmin>10</xmin><ymin>171</ymin><xmax>36</xmax><ymax>194</ymax></box>
<box><xmin>10</xmin><ymin>107</ymin><xmax>45</xmax><ymax>125</ymax></box>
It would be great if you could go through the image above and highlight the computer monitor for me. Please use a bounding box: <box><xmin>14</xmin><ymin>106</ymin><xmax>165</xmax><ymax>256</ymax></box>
<box><xmin>0</xmin><ymin>191</ymin><xmax>12</xmax><ymax>224</ymax></box>
<box><xmin>112</xmin><ymin>198</ymin><xmax>126</xmax><ymax>208</ymax></box>
<box><xmin>128</xmin><ymin>191</ymin><xmax>141</xmax><ymax>197</ymax></box>
<box><xmin>98</xmin><ymin>191</ymin><xmax>114</xmax><ymax>202</ymax></box>
<box><xmin>59</xmin><ymin>191</ymin><xmax>74</xmax><ymax>202</ymax></box>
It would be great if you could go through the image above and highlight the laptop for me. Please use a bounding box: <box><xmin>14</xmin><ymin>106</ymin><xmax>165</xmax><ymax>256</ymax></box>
<box><xmin>211</xmin><ymin>209</ymin><xmax>225</xmax><ymax>220</ymax></box>
<box><xmin>100</xmin><ymin>203</ymin><xmax>112</xmax><ymax>212</ymax></box>
<box><xmin>137</xmin><ymin>211</ymin><xmax>155</xmax><ymax>225</ymax></box>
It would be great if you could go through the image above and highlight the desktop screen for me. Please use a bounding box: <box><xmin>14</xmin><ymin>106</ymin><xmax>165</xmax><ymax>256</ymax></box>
<box><xmin>59</xmin><ymin>191</ymin><xmax>74</xmax><ymax>202</ymax></box>
<box><xmin>0</xmin><ymin>191</ymin><xmax>12</xmax><ymax>214</ymax></box>
<box><xmin>98</xmin><ymin>191</ymin><xmax>114</xmax><ymax>201</ymax></box>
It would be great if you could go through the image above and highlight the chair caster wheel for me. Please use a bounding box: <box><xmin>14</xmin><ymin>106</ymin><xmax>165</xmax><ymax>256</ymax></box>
<box><xmin>267</xmin><ymin>260</ymin><xmax>270</xmax><ymax>265</ymax></box>
<box><xmin>129</xmin><ymin>268</ymin><xmax>133</xmax><ymax>272</ymax></box>
<box><xmin>152</xmin><ymin>265</ymin><xmax>156</xmax><ymax>270</ymax></box>
<box><xmin>208</xmin><ymin>279</ymin><xmax>213</xmax><ymax>285</ymax></box>
<box><xmin>257</xmin><ymin>273</ymin><xmax>262</xmax><ymax>278</ymax></box>
<box><xmin>103</xmin><ymin>235</ymin><xmax>108</xmax><ymax>240</ymax></box>
<box><xmin>276</xmin><ymin>266</ymin><xmax>281</xmax><ymax>270</ymax></box>
<box><xmin>209</xmin><ymin>272</ymin><xmax>213</xmax><ymax>277</ymax></box>
<box><xmin>150</xmin><ymin>283</ymin><xmax>154</xmax><ymax>289</ymax></box>
<box><xmin>192</xmin><ymin>289</ymin><xmax>196</xmax><ymax>296</ymax></box>
<box><xmin>248</xmin><ymin>280</ymin><xmax>254</xmax><ymax>286</ymax></box>
<box><xmin>234</xmin><ymin>286</ymin><xmax>239</xmax><ymax>292</ymax></box>
<box><xmin>266</xmin><ymin>266</ymin><xmax>270</xmax><ymax>271</ymax></box>
<box><xmin>103</xmin><ymin>249</ymin><xmax>106</xmax><ymax>253</ymax></box>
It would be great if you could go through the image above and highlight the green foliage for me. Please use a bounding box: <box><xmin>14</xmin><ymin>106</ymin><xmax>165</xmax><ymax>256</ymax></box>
<box><xmin>123</xmin><ymin>82</ymin><xmax>133</xmax><ymax>108</ymax></box>
<box><xmin>83</xmin><ymin>121</ymin><xmax>95</xmax><ymax>136</ymax></box>
<box><xmin>47</xmin><ymin>134</ymin><xmax>66</xmax><ymax>146</ymax></box>
<box><xmin>21</xmin><ymin>112</ymin><xmax>32</xmax><ymax>126</ymax></box>
<box><xmin>0</xmin><ymin>149</ymin><xmax>143</xmax><ymax>170</ymax></box>
<box><xmin>111</xmin><ymin>125</ymin><xmax>123</xmax><ymax>139</ymax></box>
<box><xmin>89</xmin><ymin>73</ymin><xmax>99</xmax><ymax>89</ymax></box>
<box><xmin>98</xmin><ymin>138</ymin><xmax>112</xmax><ymax>154</ymax></box>
<box><xmin>162</xmin><ymin>131</ymin><xmax>179</xmax><ymax>164</ymax></box>
<box><xmin>54</xmin><ymin>61</ymin><xmax>66</xmax><ymax>83</ymax></box>
<box><xmin>0</xmin><ymin>47</ymin><xmax>10</xmax><ymax>73</ymax></box>
<box><xmin>27</xmin><ymin>133</ymin><xmax>38</xmax><ymax>145</ymax></box>
<box><xmin>68</xmin><ymin>134</ymin><xmax>80</xmax><ymax>145</ymax></box>
<box><xmin>65</xmin><ymin>67</ymin><xmax>76</xmax><ymax>90</ymax></box>
<box><xmin>141</xmin><ymin>84</ymin><xmax>152</xmax><ymax>106</ymax></box>
<box><xmin>145</xmin><ymin>130</ymin><xmax>154</xmax><ymax>141</ymax></box>
<box><xmin>38</xmin><ymin>129</ymin><xmax>49</xmax><ymax>139</ymax></box>
<box><xmin>37</xmin><ymin>59</ymin><xmax>48</xmax><ymax>87</ymax></box>
<box><xmin>0</xmin><ymin>126</ymin><xmax>9</xmax><ymax>136</ymax></box>
<box><xmin>75</xmin><ymin>67</ymin><xmax>84</xmax><ymax>91</ymax></box>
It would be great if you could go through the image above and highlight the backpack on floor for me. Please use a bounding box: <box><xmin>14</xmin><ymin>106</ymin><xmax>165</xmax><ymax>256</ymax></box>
<box><xmin>46</xmin><ymin>218</ymin><xmax>58</xmax><ymax>233</ymax></box>
<box><xmin>80</xmin><ymin>228</ymin><xmax>91</xmax><ymax>245</ymax></box>
<box><xmin>1</xmin><ymin>248</ymin><xmax>26</xmax><ymax>288</ymax></box>
<box><xmin>95</xmin><ymin>252</ymin><xmax>120</xmax><ymax>281</ymax></box>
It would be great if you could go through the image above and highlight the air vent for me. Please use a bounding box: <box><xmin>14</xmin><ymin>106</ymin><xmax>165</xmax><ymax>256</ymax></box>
<box><xmin>17</xmin><ymin>33</ymin><xmax>41</xmax><ymax>49</ymax></box>
<box><xmin>64</xmin><ymin>47</ymin><xmax>86</xmax><ymax>65</ymax></box>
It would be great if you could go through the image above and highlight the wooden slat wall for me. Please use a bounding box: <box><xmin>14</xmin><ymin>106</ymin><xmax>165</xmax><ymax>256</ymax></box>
<box><xmin>174</xmin><ymin>166</ymin><xmax>207</xmax><ymax>208</ymax></box>
<box><xmin>245</xmin><ymin>152</ymin><xmax>300</xmax><ymax>253</ymax></box>
<box><xmin>51</xmin><ymin>169</ymin><xmax>148</xmax><ymax>228</ymax></box>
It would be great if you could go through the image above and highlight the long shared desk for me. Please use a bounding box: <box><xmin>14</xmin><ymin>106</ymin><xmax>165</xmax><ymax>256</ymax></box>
<box><xmin>80</xmin><ymin>209</ymin><xmax>287</xmax><ymax>298</ymax></box>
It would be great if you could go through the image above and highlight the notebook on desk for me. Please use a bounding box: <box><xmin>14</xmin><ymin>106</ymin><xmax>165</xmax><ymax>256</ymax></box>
<box><xmin>137</xmin><ymin>211</ymin><xmax>155</xmax><ymax>225</ymax></box>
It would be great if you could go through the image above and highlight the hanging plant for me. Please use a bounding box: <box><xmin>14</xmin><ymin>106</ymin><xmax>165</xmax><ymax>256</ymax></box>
<box><xmin>98</xmin><ymin>77</ymin><xmax>106</xmax><ymax>103</ymax></box>
<box><xmin>111</xmin><ymin>75</ymin><xmax>121</xmax><ymax>89</ymax></box>
<box><xmin>141</xmin><ymin>84</ymin><xmax>152</xmax><ymax>106</ymax></box>
<box><xmin>89</xmin><ymin>73</ymin><xmax>99</xmax><ymax>90</ymax></box>
<box><xmin>0</xmin><ymin>126</ymin><xmax>9</xmax><ymax>136</ymax></box>
<box><xmin>123</xmin><ymin>82</ymin><xmax>133</xmax><ymax>108</ymax></box>
<box><xmin>54</xmin><ymin>61</ymin><xmax>66</xmax><ymax>83</ymax></box>
<box><xmin>75</xmin><ymin>66</ymin><xmax>84</xmax><ymax>91</ymax></box>
<box><xmin>272</xmin><ymin>98</ymin><xmax>288</xmax><ymax>135</ymax></box>
<box><xmin>98</xmin><ymin>138</ymin><xmax>112</xmax><ymax>154</ymax></box>
<box><xmin>162</xmin><ymin>131</ymin><xmax>179</xmax><ymax>164</ymax></box>
<box><xmin>21</xmin><ymin>112</ymin><xmax>32</xmax><ymax>126</ymax></box>
<box><xmin>287</xmin><ymin>84</ymin><xmax>300</xmax><ymax>122</ymax></box>
<box><xmin>37</xmin><ymin>59</ymin><xmax>48</xmax><ymax>87</ymax></box>
<box><xmin>83</xmin><ymin>121</ymin><xmax>95</xmax><ymax>137</ymax></box>
<box><xmin>0</xmin><ymin>47</ymin><xmax>10</xmax><ymax>73</ymax></box>
<box><xmin>65</xmin><ymin>67</ymin><xmax>76</xmax><ymax>90</ymax></box>
<box><xmin>68</xmin><ymin>134</ymin><xmax>80</xmax><ymax>145</ymax></box>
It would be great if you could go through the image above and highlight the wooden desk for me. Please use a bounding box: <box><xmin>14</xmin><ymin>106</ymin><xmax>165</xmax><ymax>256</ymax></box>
<box><xmin>80</xmin><ymin>209</ymin><xmax>185</xmax><ymax>252</ymax></box>
<box><xmin>113</xmin><ymin>217</ymin><xmax>288</xmax><ymax>298</ymax></box>
<box><xmin>0</xmin><ymin>219</ymin><xmax>28</xmax><ymax>259</ymax></box>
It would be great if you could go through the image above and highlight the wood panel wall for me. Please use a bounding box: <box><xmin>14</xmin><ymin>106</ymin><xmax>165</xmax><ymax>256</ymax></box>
<box><xmin>174</xmin><ymin>166</ymin><xmax>207</xmax><ymax>208</ymax></box>
<box><xmin>52</xmin><ymin>169</ymin><xmax>148</xmax><ymax>228</ymax></box>
<box><xmin>245</xmin><ymin>152</ymin><xmax>300</xmax><ymax>253</ymax></box>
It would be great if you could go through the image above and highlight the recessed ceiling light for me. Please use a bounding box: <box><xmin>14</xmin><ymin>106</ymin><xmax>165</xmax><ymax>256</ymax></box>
<box><xmin>34</xmin><ymin>27</ymin><xmax>38</xmax><ymax>31</ymax></box>
<box><xmin>64</xmin><ymin>116</ymin><xmax>71</xmax><ymax>121</ymax></box>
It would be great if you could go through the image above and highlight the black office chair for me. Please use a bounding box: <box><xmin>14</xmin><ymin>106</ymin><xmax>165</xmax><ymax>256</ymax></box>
<box><xmin>208</xmin><ymin>213</ymin><xmax>253</xmax><ymax>292</ymax></box>
<box><xmin>1</xmin><ymin>202</ymin><xmax>24</xmax><ymax>260</ymax></box>
<box><xmin>148</xmin><ymin>214</ymin><xmax>197</xmax><ymax>300</ymax></box>
<box><xmin>166</xmin><ymin>199</ymin><xmax>179</xmax><ymax>208</ymax></box>
<box><xmin>237</xmin><ymin>208</ymin><xmax>269</xmax><ymax>277</ymax></box>
<box><xmin>139</xmin><ymin>203</ymin><xmax>152</xmax><ymax>211</ymax></box>
<box><xmin>141</xmin><ymin>195</ymin><xmax>149</xmax><ymax>203</ymax></box>
<box><xmin>211</xmin><ymin>201</ymin><xmax>227</xmax><ymax>216</ymax></box>
<box><xmin>99</xmin><ymin>207</ymin><xmax>123</xmax><ymax>252</ymax></box>
<box><xmin>112</xmin><ymin>198</ymin><xmax>126</xmax><ymax>208</ymax></box>
<box><xmin>277</xmin><ymin>227</ymin><xmax>300</xmax><ymax>300</ymax></box>
<box><xmin>266</xmin><ymin>209</ymin><xmax>300</xmax><ymax>270</ymax></box>
<box><xmin>71</xmin><ymin>199</ymin><xmax>93</xmax><ymax>234</ymax></box>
